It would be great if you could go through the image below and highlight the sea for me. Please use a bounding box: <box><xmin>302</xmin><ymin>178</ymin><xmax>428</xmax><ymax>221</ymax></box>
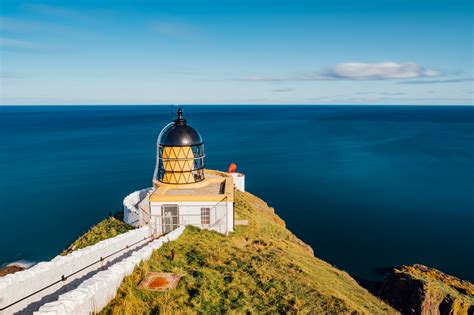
<box><xmin>0</xmin><ymin>105</ymin><xmax>473</xmax><ymax>283</ymax></box>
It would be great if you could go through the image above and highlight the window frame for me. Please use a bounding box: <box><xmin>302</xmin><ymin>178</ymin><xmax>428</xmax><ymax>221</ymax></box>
<box><xmin>201</xmin><ymin>207</ymin><xmax>211</xmax><ymax>225</ymax></box>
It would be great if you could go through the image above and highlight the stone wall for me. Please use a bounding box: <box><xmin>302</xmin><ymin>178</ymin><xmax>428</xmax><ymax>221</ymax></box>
<box><xmin>0</xmin><ymin>226</ymin><xmax>151</xmax><ymax>314</ymax></box>
<box><xmin>123</xmin><ymin>188</ymin><xmax>152</xmax><ymax>227</ymax></box>
<box><xmin>229</xmin><ymin>172</ymin><xmax>245</xmax><ymax>192</ymax></box>
<box><xmin>35</xmin><ymin>227</ymin><xmax>185</xmax><ymax>314</ymax></box>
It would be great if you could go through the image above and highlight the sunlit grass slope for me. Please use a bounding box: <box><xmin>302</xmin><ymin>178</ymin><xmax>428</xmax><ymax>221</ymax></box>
<box><xmin>101</xmin><ymin>191</ymin><xmax>396</xmax><ymax>314</ymax></box>
<box><xmin>61</xmin><ymin>216</ymin><xmax>133</xmax><ymax>256</ymax></box>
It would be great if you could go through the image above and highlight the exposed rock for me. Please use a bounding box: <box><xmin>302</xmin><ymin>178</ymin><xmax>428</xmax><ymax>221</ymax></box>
<box><xmin>379</xmin><ymin>264</ymin><xmax>474</xmax><ymax>315</ymax></box>
<box><xmin>0</xmin><ymin>265</ymin><xmax>24</xmax><ymax>277</ymax></box>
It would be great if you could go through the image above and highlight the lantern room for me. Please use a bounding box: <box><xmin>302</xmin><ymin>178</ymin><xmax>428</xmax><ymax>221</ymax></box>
<box><xmin>155</xmin><ymin>108</ymin><xmax>205</xmax><ymax>184</ymax></box>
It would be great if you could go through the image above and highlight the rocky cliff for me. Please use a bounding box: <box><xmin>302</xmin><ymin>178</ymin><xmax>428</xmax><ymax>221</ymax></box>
<box><xmin>379</xmin><ymin>264</ymin><xmax>474</xmax><ymax>315</ymax></box>
<box><xmin>43</xmin><ymin>191</ymin><xmax>473</xmax><ymax>314</ymax></box>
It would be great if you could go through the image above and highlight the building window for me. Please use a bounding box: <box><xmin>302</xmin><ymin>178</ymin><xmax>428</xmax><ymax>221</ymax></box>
<box><xmin>201</xmin><ymin>207</ymin><xmax>210</xmax><ymax>225</ymax></box>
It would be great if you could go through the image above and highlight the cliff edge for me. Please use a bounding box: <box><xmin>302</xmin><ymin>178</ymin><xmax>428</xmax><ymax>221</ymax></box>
<box><xmin>379</xmin><ymin>264</ymin><xmax>474</xmax><ymax>315</ymax></box>
<box><xmin>99</xmin><ymin>190</ymin><xmax>395</xmax><ymax>314</ymax></box>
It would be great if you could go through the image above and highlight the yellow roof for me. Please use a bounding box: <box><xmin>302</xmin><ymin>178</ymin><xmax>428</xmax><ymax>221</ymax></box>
<box><xmin>149</xmin><ymin>169</ymin><xmax>234</xmax><ymax>203</ymax></box>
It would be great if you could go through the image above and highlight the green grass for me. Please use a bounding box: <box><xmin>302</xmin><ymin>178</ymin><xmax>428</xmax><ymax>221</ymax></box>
<box><xmin>61</xmin><ymin>215</ymin><xmax>134</xmax><ymax>256</ymax></box>
<box><xmin>100</xmin><ymin>191</ymin><xmax>396</xmax><ymax>314</ymax></box>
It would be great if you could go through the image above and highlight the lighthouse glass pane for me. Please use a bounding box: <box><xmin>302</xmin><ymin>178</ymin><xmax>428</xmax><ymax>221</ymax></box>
<box><xmin>191</xmin><ymin>144</ymin><xmax>204</xmax><ymax>157</ymax></box>
<box><xmin>193</xmin><ymin>169</ymin><xmax>204</xmax><ymax>182</ymax></box>
<box><xmin>157</xmin><ymin>144</ymin><xmax>205</xmax><ymax>184</ymax></box>
<box><xmin>194</xmin><ymin>157</ymin><xmax>204</xmax><ymax>169</ymax></box>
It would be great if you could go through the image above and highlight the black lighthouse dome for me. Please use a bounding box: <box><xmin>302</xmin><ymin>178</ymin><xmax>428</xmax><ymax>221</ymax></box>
<box><xmin>157</xmin><ymin>108</ymin><xmax>203</xmax><ymax>146</ymax></box>
<box><xmin>154</xmin><ymin>108</ymin><xmax>205</xmax><ymax>184</ymax></box>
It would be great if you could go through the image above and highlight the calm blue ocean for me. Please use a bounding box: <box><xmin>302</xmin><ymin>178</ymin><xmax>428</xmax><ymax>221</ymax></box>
<box><xmin>0</xmin><ymin>105</ymin><xmax>473</xmax><ymax>282</ymax></box>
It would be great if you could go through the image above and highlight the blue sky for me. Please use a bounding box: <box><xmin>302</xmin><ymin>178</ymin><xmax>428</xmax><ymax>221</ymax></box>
<box><xmin>0</xmin><ymin>0</ymin><xmax>472</xmax><ymax>105</ymax></box>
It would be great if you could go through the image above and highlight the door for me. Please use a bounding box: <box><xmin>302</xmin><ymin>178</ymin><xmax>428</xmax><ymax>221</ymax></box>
<box><xmin>162</xmin><ymin>205</ymin><xmax>179</xmax><ymax>233</ymax></box>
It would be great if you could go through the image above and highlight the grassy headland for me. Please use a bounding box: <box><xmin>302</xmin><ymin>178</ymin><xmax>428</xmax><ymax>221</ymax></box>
<box><xmin>61</xmin><ymin>216</ymin><xmax>133</xmax><ymax>256</ymax></box>
<box><xmin>99</xmin><ymin>191</ymin><xmax>395</xmax><ymax>314</ymax></box>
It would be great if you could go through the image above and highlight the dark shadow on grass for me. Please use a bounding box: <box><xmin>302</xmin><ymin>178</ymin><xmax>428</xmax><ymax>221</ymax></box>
<box><xmin>353</xmin><ymin>266</ymin><xmax>395</xmax><ymax>296</ymax></box>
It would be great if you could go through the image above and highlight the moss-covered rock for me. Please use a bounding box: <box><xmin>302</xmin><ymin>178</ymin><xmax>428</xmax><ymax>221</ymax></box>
<box><xmin>379</xmin><ymin>264</ymin><xmax>474</xmax><ymax>315</ymax></box>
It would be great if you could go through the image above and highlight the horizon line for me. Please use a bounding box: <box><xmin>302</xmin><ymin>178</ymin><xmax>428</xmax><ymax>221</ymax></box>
<box><xmin>1</xmin><ymin>103</ymin><xmax>473</xmax><ymax>107</ymax></box>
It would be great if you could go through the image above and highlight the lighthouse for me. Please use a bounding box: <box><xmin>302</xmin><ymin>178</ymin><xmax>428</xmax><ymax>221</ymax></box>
<box><xmin>123</xmin><ymin>108</ymin><xmax>244</xmax><ymax>236</ymax></box>
<box><xmin>155</xmin><ymin>108</ymin><xmax>205</xmax><ymax>184</ymax></box>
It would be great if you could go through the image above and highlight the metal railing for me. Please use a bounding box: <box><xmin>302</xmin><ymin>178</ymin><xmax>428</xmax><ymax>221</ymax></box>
<box><xmin>0</xmin><ymin>234</ymin><xmax>155</xmax><ymax>312</ymax></box>
<box><xmin>152</xmin><ymin>196</ymin><xmax>229</xmax><ymax>235</ymax></box>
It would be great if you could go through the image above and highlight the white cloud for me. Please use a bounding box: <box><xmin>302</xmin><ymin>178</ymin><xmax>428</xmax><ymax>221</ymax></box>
<box><xmin>0</xmin><ymin>37</ymin><xmax>41</xmax><ymax>50</ymax></box>
<box><xmin>0</xmin><ymin>37</ymin><xmax>59</xmax><ymax>52</ymax></box>
<box><xmin>23</xmin><ymin>4</ymin><xmax>86</xmax><ymax>19</ymax></box>
<box><xmin>0</xmin><ymin>16</ymin><xmax>36</xmax><ymax>32</ymax></box>
<box><xmin>380</xmin><ymin>92</ymin><xmax>407</xmax><ymax>96</ymax></box>
<box><xmin>322</xmin><ymin>62</ymin><xmax>439</xmax><ymax>80</ymax></box>
<box><xmin>0</xmin><ymin>16</ymin><xmax>98</xmax><ymax>38</ymax></box>
<box><xmin>399</xmin><ymin>77</ymin><xmax>474</xmax><ymax>84</ymax></box>
<box><xmin>150</xmin><ymin>21</ymin><xmax>198</xmax><ymax>37</ymax></box>
<box><xmin>245</xmin><ymin>61</ymin><xmax>440</xmax><ymax>82</ymax></box>
<box><xmin>0</xmin><ymin>72</ymin><xmax>18</xmax><ymax>79</ymax></box>
<box><xmin>272</xmin><ymin>87</ymin><xmax>293</xmax><ymax>92</ymax></box>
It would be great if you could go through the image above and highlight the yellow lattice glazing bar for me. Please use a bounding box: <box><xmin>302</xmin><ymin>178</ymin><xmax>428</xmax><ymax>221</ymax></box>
<box><xmin>161</xmin><ymin>146</ymin><xmax>196</xmax><ymax>184</ymax></box>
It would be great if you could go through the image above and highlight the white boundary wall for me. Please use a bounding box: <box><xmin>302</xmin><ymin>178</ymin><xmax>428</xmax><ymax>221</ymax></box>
<box><xmin>35</xmin><ymin>227</ymin><xmax>185</xmax><ymax>314</ymax></box>
<box><xmin>123</xmin><ymin>188</ymin><xmax>152</xmax><ymax>227</ymax></box>
<box><xmin>0</xmin><ymin>226</ymin><xmax>150</xmax><ymax>314</ymax></box>
<box><xmin>229</xmin><ymin>173</ymin><xmax>245</xmax><ymax>191</ymax></box>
